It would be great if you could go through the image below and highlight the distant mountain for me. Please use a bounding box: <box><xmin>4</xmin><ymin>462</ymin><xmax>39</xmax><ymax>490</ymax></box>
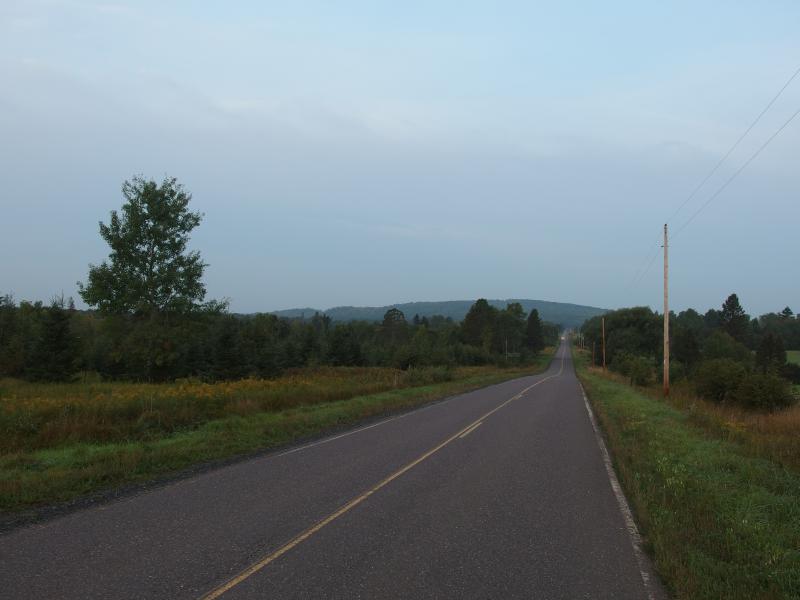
<box><xmin>271</xmin><ymin>299</ymin><xmax>607</xmax><ymax>329</ymax></box>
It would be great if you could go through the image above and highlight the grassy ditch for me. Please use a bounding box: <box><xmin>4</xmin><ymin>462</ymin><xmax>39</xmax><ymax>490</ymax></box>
<box><xmin>0</xmin><ymin>352</ymin><xmax>553</xmax><ymax>513</ymax></box>
<box><xmin>574</xmin><ymin>348</ymin><xmax>800</xmax><ymax>599</ymax></box>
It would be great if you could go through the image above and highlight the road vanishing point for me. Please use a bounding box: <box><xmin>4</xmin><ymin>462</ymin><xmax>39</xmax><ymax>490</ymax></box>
<box><xmin>1</xmin><ymin>341</ymin><xmax>665</xmax><ymax>599</ymax></box>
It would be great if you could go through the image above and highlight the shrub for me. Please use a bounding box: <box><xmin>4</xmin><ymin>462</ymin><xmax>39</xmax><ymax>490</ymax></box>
<box><xmin>611</xmin><ymin>352</ymin><xmax>653</xmax><ymax>386</ymax></box>
<box><xmin>703</xmin><ymin>330</ymin><xmax>751</xmax><ymax>364</ymax></box>
<box><xmin>693</xmin><ymin>358</ymin><xmax>747</xmax><ymax>403</ymax></box>
<box><xmin>781</xmin><ymin>362</ymin><xmax>800</xmax><ymax>384</ymax></box>
<box><xmin>453</xmin><ymin>343</ymin><xmax>491</xmax><ymax>366</ymax></box>
<box><xmin>731</xmin><ymin>371</ymin><xmax>795</xmax><ymax>411</ymax></box>
<box><xmin>669</xmin><ymin>360</ymin><xmax>687</xmax><ymax>382</ymax></box>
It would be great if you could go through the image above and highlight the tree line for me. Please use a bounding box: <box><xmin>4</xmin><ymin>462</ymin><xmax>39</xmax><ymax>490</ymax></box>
<box><xmin>580</xmin><ymin>294</ymin><xmax>800</xmax><ymax>410</ymax></box>
<box><xmin>0</xmin><ymin>176</ymin><xmax>559</xmax><ymax>383</ymax></box>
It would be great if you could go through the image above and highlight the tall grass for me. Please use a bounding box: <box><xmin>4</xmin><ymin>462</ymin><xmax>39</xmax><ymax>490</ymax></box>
<box><xmin>0</xmin><ymin>366</ymin><xmax>463</xmax><ymax>453</ymax></box>
<box><xmin>657</xmin><ymin>382</ymin><xmax>800</xmax><ymax>474</ymax></box>
<box><xmin>582</xmin><ymin>359</ymin><xmax>800</xmax><ymax>474</ymax></box>
<box><xmin>574</xmin><ymin>348</ymin><xmax>800</xmax><ymax>599</ymax></box>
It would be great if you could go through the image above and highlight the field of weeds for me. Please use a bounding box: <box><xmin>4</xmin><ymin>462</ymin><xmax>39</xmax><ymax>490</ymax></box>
<box><xmin>0</xmin><ymin>366</ymin><xmax>459</xmax><ymax>453</ymax></box>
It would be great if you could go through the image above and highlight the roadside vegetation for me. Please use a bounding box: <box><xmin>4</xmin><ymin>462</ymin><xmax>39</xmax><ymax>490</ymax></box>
<box><xmin>574</xmin><ymin>348</ymin><xmax>800</xmax><ymax>599</ymax></box>
<box><xmin>580</xmin><ymin>294</ymin><xmax>800</xmax><ymax>411</ymax></box>
<box><xmin>577</xmin><ymin>296</ymin><xmax>800</xmax><ymax>597</ymax></box>
<box><xmin>0</xmin><ymin>352</ymin><xmax>553</xmax><ymax>513</ymax></box>
<box><xmin>789</xmin><ymin>352</ymin><xmax>800</xmax><ymax>396</ymax></box>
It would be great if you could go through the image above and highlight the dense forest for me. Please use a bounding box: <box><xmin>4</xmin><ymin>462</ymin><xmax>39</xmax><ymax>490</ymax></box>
<box><xmin>0</xmin><ymin>296</ymin><xmax>559</xmax><ymax>383</ymax></box>
<box><xmin>581</xmin><ymin>294</ymin><xmax>800</xmax><ymax>410</ymax></box>
<box><xmin>0</xmin><ymin>176</ymin><xmax>558</xmax><ymax>383</ymax></box>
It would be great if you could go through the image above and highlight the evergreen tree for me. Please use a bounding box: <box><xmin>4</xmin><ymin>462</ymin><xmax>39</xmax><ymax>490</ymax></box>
<box><xmin>755</xmin><ymin>331</ymin><xmax>786</xmax><ymax>374</ymax></box>
<box><xmin>461</xmin><ymin>299</ymin><xmax>497</xmax><ymax>348</ymax></box>
<box><xmin>0</xmin><ymin>294</ymin><xmax>21</xmax><ymax>376</ymax></box>
<box><xmin>525</xmin><ymin>308</ymin><xmax>545</xmax><ymax>353</ymax></box>
<box><xmin>27</xmin><ymin>298</ymin><xmax>78</xmax><ymax>382</ymax></box>
<box><xmin>719</xmin><ymin>293</ymin><xmax>749</xmax><ymax>343</ymax></box>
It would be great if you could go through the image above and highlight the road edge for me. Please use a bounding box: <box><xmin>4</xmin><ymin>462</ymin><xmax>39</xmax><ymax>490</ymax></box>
<box><xmin>579</xmin><ymin>382</ymin><xmax>669</xmax><ymax>600</ymax></box>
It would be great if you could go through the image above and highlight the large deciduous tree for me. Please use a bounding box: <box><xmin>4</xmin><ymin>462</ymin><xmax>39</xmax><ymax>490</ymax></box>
<box><xmin>495</xmin><ymin>302</ymin><xmax>526</xmax><ymax>354</ymax></box>
<box><xmin>78</xmin><ymin>176</ymin><xmax>207</xmax><ymax>316</ymax></box>
<box><xmin>381</xmin><ymin>308</ymin><xmax>408</xmax><ymax>345</ymax></box>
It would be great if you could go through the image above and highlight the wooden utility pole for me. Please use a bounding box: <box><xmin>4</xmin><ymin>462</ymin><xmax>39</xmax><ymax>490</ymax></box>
<box><xmin>601</xmin><ymin>317</ymin><xmax>607</xmax><ymax>370</ymax></box>
<box><xmin>663</xmin><ymin>223</ymin><xmax>670</xmax><ymax>396</ymax></box>
<box><xmin>592</xmin><ymin>341</ymin><xmax>596</xmax><ymax>367</ymax></box>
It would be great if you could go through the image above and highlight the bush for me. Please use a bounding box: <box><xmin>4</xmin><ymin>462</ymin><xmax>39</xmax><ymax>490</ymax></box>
<box><xmin>693</xmin><ymin>359</ymin><xmax>747</xmax><ymax>403</ymax></box>
<box><xmin>669</xmin><ymin>360</ymin><xmax>687</xmax><ymax>383</ymax></box>
<box><xmin>453</xmin><ymin>343</ymin><xmax>491</xmax><ymax>366</ymax></box>
<box><xmin>781</xmin><ymin>362</ymin><xmax>800</xmax><ymax>384</ymax></box>
<box><xmin>731</xmin><ymin>372</ymin><xmax>795</xmax><ymax>411</ymax></box>
<box><xmin>611</xmin><ymin>352</ymin><xmax>653</xmax><ymax>386</ymax></box>
<box><xmin>703</xmin><ymin>330</ymin><xmax>751</xmax><ymax>364</ymax></box>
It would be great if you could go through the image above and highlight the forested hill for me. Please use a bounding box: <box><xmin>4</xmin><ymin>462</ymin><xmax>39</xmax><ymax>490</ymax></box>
<box><xmin>272</xmin><ymin>299</ymin><xmax>607</xmax><ymax>329</ymax></box>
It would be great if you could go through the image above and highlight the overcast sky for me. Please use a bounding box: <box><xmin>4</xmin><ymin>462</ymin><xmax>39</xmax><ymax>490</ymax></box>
<box><xmin>2</xmin><ymin>1</ymin><xmax>798</xmax><ymax>316</ymax></box>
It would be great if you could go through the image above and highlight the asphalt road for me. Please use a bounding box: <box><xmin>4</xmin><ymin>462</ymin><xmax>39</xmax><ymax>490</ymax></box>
<box><xmin>0</xmin><ymin>341</ymin><xmax>664</xmax><ymax>599</ymax></box>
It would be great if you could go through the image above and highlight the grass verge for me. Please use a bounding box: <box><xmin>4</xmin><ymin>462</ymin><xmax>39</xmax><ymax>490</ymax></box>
<box><xmin>0</xmin><ymin>352</ymin><xmax>553</xmax><ymax>515</ymax></box>
<box><xmin>573</xmin><ymin>348</ymin><xmax>800</xmax><ymax>599</ymax></box>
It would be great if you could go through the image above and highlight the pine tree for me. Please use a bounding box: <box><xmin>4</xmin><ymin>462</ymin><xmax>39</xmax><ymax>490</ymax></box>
<box><xmin>719</xmin><ymin>293</ymin><xmax>749</xmax><ymax>343</ymax></box>
<box><xmin>461</xmin><ymin>299</ymin><xmax>497</xmax><ymax>348</ymax></box>
<box><xmin>525</xmin><ymin>309</ymin><xmax>545</xmax><ymax>354</ymax></box>
<box><xmin>27</xmin><ymin>298</ymin><xmax>78</xmax><ymax>382</ymax></box>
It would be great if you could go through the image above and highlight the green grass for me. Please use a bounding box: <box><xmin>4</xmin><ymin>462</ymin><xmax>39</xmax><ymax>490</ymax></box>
<box><xmin>787</xmin><ymin>350</ymin><xmax>800</xmax><ymax>365</ymax></box>
<box><xmin>574</xmin><ymin>349</ymin><xmax>800</xmax><ymax>599</ymax></box>
<box><xmin>0</xmin><ymin>352</ymin><xmax>554</xmax><ymax>514</ymax></box>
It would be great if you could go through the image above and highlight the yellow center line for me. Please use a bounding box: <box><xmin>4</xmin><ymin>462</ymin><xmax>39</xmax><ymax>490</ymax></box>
<box><xmin>458</xmin><ymin>421</ymin><xmax>483</xmax><ymax>439</ymax></box>
<box><xmin>200</xmin><ymin>349</ymin><xmax>566</xmax><ymax>600</ymax></box>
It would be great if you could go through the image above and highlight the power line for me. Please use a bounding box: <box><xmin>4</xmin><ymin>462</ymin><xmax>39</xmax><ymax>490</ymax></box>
<box><xmin>671</xmin><ymin>104</ymin><xmax>800</xmax><ymax>239</ymax></box>
<box><xmin>633</xmin><ymin>102</ymin><xmax>800</xmax><ymax>290</ymax></box>
<box><xmin>665</xmin><ymin>64</ymin><xmax>800</xmax><ymax>226</ymax></box>
<box><xmin>627</xmin><ymin>241</ymin><xmax>660</xmax><ymax>289</ymax></box>
<box><xmin>628</xmin><ymin>63</ymin><xmax>800</xmax><ymax>289</ymax></box>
